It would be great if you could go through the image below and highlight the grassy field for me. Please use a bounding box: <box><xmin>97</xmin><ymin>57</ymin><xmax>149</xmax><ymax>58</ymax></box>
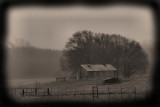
<box><xmin>8</xmin><ymin>76</ymin><xmax>152</xmax><ymax>102</ymax></box>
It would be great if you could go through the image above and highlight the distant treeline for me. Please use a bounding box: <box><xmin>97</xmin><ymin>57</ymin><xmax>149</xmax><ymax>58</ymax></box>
<box><xmin>6</xmin><ymin>46</ymin><xmax>62</xmax><ymax>79</ymax></box>
<box><xmin>6</xmin><ymin>36</ymin><xmax>153</xmax><ymax>79</ymax></box>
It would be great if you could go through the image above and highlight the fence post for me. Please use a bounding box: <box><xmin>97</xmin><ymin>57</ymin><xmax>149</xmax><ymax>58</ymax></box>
<box><xmin>134</xmin><ymin>87</ymin><xmax>136</xmax><ymax>101</ymax></box>
<box><xmin>92</xmin><ymin>86</ymin><xmax>94</xmax><ymax>100</ymax></box>
<box><xmin>108</xmin><ymin>87</ymin><xmax>110</xmax><ymax>102</ymax></box>
<box><xmin>92</xmin><ymin>86</ymin><xmax>99</xmax><ymax>100</ymax></box>
<box><xmin>121</xmin><ymin>88</ymin><xmax>123</xmax><ymax>101</ymax></box>
<box><xmin>58</xmin><ymin>84</ymin><xmax>59</xmax><ymax>98</ymax></box>
<box><xmin>74</xmin><ymin>88</ymin><xmax>76</xmax><ymax>96</ymax></box>
<box><xmin>97</xmin><ymin>86</ymin><xmax>99</xmax><ymax>99</ymax></box>
<box><xmin>22</xmin><ymin>89</ymin><xmax>24</xmax><ymax>97</ymax></box>
<box><xmin>35</xmin><ymin>88</ymin><xmax>37</xmax><ymax>96</ymax></box>
<box><xmin>47</xmin><ymin>88</ymin><xmax>50</xmax><ymax>96</ymax></box>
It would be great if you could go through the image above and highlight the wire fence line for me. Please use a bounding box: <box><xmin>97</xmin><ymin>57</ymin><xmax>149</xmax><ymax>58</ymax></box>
<box><xmin>8</xmin><ymin>85</ymin><xmax>151</xmax><ymax>101</ymax></box>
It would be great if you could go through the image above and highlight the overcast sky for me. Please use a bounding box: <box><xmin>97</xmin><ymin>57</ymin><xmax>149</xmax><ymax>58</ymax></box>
<box><xmin>6</xmin><ymin>5</ymin><xmax>154</xmax><ymax>50</ymax></box>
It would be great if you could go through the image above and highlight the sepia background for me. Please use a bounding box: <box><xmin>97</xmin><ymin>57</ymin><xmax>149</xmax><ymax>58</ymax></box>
<box><xmin>5</xmin><ymin>5</ymin><xmax>155</xmax><ymax>102</ymax></box>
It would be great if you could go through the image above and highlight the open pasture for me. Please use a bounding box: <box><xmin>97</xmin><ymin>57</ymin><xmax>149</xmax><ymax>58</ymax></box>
<box><xmin>8</xmin><ymin>76</ymin><xmax>152</xmax><ymax>102</ymax></box>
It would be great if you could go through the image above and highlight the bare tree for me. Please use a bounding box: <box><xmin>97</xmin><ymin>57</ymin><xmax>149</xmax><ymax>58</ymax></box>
<box><xmin>61</xmin><ymin>30</ymin><xmax>149</xmax><ymax>78</ymax></box>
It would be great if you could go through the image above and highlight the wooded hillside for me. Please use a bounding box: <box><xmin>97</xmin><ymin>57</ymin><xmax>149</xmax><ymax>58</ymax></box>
<box><xmin>6</xmin><ymin>46</ymin><xmax>62</xmax><ymax>79</ymax></box>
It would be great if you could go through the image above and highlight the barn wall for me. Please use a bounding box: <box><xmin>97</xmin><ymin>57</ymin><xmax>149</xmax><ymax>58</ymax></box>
<box><xmin>87</xmin><ymin>71</ymin><xmax>115</xmax><ymax>79</ymax></box>
<box><xmin>80</xmin><ymin>68</ymin><xmax>117</xmax><ymax>80</ymax></box>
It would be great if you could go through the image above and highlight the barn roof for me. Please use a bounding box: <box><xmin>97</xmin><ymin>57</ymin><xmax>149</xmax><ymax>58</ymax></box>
<box><xmin>81</xmin><ymin>64</ymin><xmax>117</xmax><ymax>71</ymax></box>
<box><xmin>105</xmin><ymin>64</ymin><xmax>117</xmax><ymax>71</ymax></box>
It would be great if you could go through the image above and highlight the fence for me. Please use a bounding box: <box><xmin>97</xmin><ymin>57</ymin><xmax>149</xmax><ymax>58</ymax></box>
<box><xmin>9</xmin><ymin>86</ymin><xmax>151</xmax><ymax>102</ymax></box>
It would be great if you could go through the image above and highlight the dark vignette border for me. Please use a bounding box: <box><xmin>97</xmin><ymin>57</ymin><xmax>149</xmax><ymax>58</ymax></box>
<box><xmin>0</xmin><ymin>0</ymin><xmax>159</xmax><ymax>107</ymax></box>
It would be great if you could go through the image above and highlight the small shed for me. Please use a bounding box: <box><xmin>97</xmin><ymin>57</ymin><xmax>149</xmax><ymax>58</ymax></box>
<box><xmin>80</xmin><ymin>64</ymin><xmax>118</xmax><ymax>80</ymax></box>
<box><xmin>56</xmin><ymin>71</ymin><xmax>72</xmax><ymax>82</ymax></box>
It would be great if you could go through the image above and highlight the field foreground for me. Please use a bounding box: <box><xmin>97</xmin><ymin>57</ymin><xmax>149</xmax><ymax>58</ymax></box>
<box><xmin>8</xmin><ymin>76</ymin><xmax>152</xmax><ymax>102</ymax></box>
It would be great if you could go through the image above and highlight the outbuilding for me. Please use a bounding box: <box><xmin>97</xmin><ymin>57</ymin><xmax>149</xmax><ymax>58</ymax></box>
<box><xmin>80</xmin><ymin>64</ymin><xmax>118</xmax><ymax>80</ymax></box>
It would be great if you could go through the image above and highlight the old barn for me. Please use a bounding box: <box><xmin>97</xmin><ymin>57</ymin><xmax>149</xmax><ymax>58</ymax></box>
<box><xmin>80</xmin><ymin>64</ymin><xmax>118</xmax><ymax>80</ymax></box>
